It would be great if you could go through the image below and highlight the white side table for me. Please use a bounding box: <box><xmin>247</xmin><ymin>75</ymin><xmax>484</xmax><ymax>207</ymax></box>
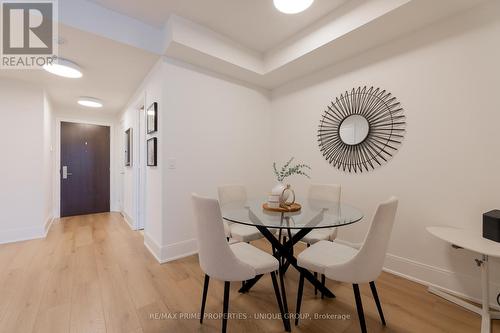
<box><xmin>427</xmin><ymin>226</ymin><xmax>500</xmax><ymax>333</ymax></box>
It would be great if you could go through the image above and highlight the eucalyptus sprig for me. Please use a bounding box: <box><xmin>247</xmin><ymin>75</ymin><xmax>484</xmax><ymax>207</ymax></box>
<box><xmin>273</xmin><ymin>157</ymin><xmax>311</xmax><ymax>182</ymax></box>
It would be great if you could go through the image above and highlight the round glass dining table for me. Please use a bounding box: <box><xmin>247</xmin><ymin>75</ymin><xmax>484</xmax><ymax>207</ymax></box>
<box><xmin>221</xmin><ymin>197</ymin><xmax>364</xmax><ymax>330</ymax></box>
<box><xmin>221</xmin><ymin>197</ymin><xmax>364</xmax><ymax>230</ymax></box>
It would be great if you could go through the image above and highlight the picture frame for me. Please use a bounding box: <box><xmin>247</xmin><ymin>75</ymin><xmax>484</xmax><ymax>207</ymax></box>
<box><xmin>125</xmin><ymin>128</ymin><xmax>132</xmax><ymax>166</ymax></box>
<box><xmin>147</xmin><ymin>102</ymin><xmax>158</xmax><ymax>134</ymax></box>
<box><xmin>147</xmin><ymin>137</ymin><xmax>157</xmax><ymax>166</ymax></box>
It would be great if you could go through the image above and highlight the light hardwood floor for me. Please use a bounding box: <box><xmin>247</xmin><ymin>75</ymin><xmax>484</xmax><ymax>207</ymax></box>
<box><xmin>0</xmin><ymin>212</ymin><xmax>498</xmax><ymax>333</ymax></box>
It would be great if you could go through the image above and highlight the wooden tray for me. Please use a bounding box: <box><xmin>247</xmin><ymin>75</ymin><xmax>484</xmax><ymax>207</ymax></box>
<box><xmin>262</xmin><ymin>202</ymin><xmax>301</xmax><ymax>213</ymax></box>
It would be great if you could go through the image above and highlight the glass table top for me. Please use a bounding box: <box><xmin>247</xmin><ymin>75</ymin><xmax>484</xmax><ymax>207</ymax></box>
<box><xmin>221</xmin><ymin>198</ymin><xmax>364</xmax><ymax>229</ymax></box>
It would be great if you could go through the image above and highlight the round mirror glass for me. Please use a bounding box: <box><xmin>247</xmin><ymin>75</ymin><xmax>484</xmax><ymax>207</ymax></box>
<box><xmin>339</xmin><ymin>115</ymin><xmax>369</xmax><ymax>145</ymax></box>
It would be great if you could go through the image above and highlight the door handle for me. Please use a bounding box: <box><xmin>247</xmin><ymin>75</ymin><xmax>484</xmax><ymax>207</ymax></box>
<box><xmin>62</xmin><ymin>166</ymin><xmax>72</xmax><ymax>179</ymax></box>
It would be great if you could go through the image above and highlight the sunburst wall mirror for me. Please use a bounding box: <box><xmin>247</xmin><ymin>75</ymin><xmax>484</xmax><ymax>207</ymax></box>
<box><xmin>318</xmin><ymin>86</ymin><xmax>406</xmax><ymax>173</ymax></box>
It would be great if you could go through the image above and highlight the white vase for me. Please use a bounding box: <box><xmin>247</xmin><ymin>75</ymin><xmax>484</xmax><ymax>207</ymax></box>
<box><xmin>271</xmin><ymin>183</ymin><xmax>286</xmax><ymax>195</ymax></box>
<box><xmin>268</xmin><ymin>182</ymin><xmax>292</xmax><ymax>208</ymax></box>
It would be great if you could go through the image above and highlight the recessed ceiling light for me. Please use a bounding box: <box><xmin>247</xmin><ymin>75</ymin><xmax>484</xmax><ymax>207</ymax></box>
<box><xmin>273</xmin><ymin>0</ymin><xmax>314</xmax><ymax>14</ymax></box>
<box><xmin>43</xmin><ymin>58</ymin><xmax>82</xmax><ymax>78</ymax></box>
<box><xmin>78</xmin><ymin>97</ymin><xmax>103</xmax><ymax>108</ymax></box>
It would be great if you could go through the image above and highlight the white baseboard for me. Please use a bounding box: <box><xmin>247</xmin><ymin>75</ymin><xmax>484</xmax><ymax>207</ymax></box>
<box><xmin>143</xmin><ymin>232</ymin><xmax>198</xmax><ymax>264</ymax></box>
<box><xmin>44</xmin><ymin>216</ymin><xmax>54</xmax><ymax>236</ymax></box>
<box><xmin>144</xmin><ymin>232</ymin><xmax>163</xmax><ymax>263</ymax></box>
<box><xmin>0</xmin><ymin>216</ymin><xmax>54</xmax><ymax>245</ymax></box>
<box><xmin>121</xmin><ymin>211</ymin><xmax>137</xmax><ymax>230</ymax></box>
<box><xmin>335</xmin><ymin>238</ymin><xmax>500</xmax><ymax>309</ymax></box>
<box><xmin>161</xmin><ymin>238</ymin><xmax>198</xmax><ymax>263</ymax></box>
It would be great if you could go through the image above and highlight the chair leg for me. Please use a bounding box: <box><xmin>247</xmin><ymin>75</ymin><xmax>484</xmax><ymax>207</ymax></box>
<box><xmin>370</xmin><ymin>281</ymin><xmax>386</xmax><ymax>325</ymax></box>
<box><xmin>321</xmin><ymin>274</ymin><xmax>326</xmax><ymax>299</ymax></box>
<box><xmin>295</xmin><ymin>272</ymin><xmax>305</xmax><ymax>326</ymax></box>
<box><xmin>271</xmin><ymin>272</ymin><xmax>289</xmax><ymax>331</ymax></box>
<box><xmin>352</xmin><ymin>284</ymin><xmax>367</xmax><ymax>333</ymax></box>
<box><xmin>222</xmin><ymin>281</ymin><xmax>230</xmax><ymax>333</ymax></box>
<box><xmin>200</xmin><ymin>274</ymin><xmax>210</xmax><ymax>324</ymax></box>
<box><xmin>314</xmin><ymin>272</ymin><xmax>318</xmax><ymax>295</ymax></box>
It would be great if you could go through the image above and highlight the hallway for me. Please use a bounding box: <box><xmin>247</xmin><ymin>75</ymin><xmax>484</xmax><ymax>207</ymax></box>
<box><xmin>0</xmin><ymin>213</ymin><xmax>495</xmax><ymax>333</ymax></box>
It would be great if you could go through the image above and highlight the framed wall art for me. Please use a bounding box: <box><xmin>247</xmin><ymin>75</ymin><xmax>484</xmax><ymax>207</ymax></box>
<box><xmin>147</xmin><ymin>102</ymin><xmax>158</xmax><ymax>134</ymax></box>
<box><xmin>124</xmin><ymin>128</ymin><xmax>132</xmax><ymax>166</ymax></box>
<box><xmin>147</xmin><ymin>137</ymin><xmax>157</xmax><ymax>167</ymax></box>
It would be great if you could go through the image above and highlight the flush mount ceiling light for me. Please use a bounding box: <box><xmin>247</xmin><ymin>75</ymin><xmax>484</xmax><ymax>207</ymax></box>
<box><xmin>273</xmin><ymin>0</ymin><xmax>314</xmax><ymax>14</ymax></box>
<box><xmin>78</xmin><ymin>97</ymin><xmax>103</xmax><ymax>108</ymax></box>
<box><xmin>43</xmin><ymin>58</ymin><xmax>82</xmax><ymax>78</ymax></box>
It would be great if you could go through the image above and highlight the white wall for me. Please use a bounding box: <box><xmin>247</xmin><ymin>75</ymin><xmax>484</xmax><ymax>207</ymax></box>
<box><xmin>160</xmin><ymin>58</ymin><xmax>272</xmax><ymax>261</ymax></box>
<box><xmin>0</xmin><ymin>78</ymin><xmax>51</xmax><ymax>243</ymax></box>
<box><xmin>119</xmin><ymin>57</ymin><xmax>273</xmax><ymax>262</ymax></box>
<box><xmin>0</xmin><ymin>80</ymin><xmax>117</xmax><ymax>243</ymax></box>
<box><xmin>143</xmin><ymin>62</ymin><xmax>164</xmax><ymax>255</ymax></box>
<box><xmin>43</xmin><ymin>94</ymin><xmax>54</xmax><ymax>233</ymax></box>
<box><xmin>54</xmin><ymin>108</ymin><xmax>118</xmax><ymax>124</ymax></box>
<box><xmin>119</xmin><ymin>59</ymin><xmax>165</xmax><ymax>258</ymax></box>
<box><xmin>270</xmin><ymin>2</ymin><xmax>500</xmax><ymax>305</ymax></box>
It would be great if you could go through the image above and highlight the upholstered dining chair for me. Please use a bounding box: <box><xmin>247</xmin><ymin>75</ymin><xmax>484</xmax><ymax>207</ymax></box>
<box><xmin>191</xmin><ymin>194</ymin><xmax>289</xmax><ymax>333</ymax></box>
<box><xmin>217</xmin><ymin>185</ymin><xmax>265</xmax><ymax>243</ymax></box>
<box><xmin>295</xmin><ymin>197</ymin><xmax>398</xmax><ymax>333</ymax></box>
<box><xmin>289</xmin><ymin>184</ymin><xmax>341</xmax><ymax>295</ymax></box>
<box><xmin>301</xmin><ymin>184</ymin><xmax>342</xmax><ymax>245</ymax></box>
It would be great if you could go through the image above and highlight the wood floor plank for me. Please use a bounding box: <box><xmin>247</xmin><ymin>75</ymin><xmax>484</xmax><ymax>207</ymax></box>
<box><xmin>33</xmin><ymin>249</ymin><xmax>75</xmax><ymax>333</ymax></box>
<box><xmin>0</xmin><ymin>237</ymin><xmax>54</xmax><ymax>333</ymax></box>
<box><xmin>94</xmin><ymin>240</ymin><xmax>143</xmax><ymax>333</ymax></box>
<box><xmin>69</xmin><ymin>244</ymin><xmax>106</xmax><ymax>333</ymax></box>
<box><xmin>33</xmin><ymin>304</ymin><xmax>71</xmax><ymax>333</ymax></box>
<box><xmin>0</xmin><ymin>268</ymin><xmax>27</xmax><ymax>325</ymax></box>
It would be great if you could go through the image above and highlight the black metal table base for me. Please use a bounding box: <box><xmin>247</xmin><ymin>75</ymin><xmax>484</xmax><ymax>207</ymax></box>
<box><xmin>238</xmin><ymin>226</ymin><xmax>336</xmax><ymax>298</ymax></box>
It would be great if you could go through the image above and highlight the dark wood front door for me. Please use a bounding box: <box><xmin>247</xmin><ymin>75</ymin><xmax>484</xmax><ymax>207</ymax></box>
<box><xmin>61</xmin><ymin>122</ymin><xmax>110</xmax><ymax>217</ymax></box>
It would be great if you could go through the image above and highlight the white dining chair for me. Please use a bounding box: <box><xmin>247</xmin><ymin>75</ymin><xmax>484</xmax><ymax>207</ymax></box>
<box><xmin>192</xmin><ymin>194</ymin><xmax>289</xmax><ymax>333</ymax></box>
<box><xmin>295</xmin><ymin>197</ymin><xmax>398</xmax><ymax>333</ymax></box>
<box><xmin>218</xmin><ymin>185</ymin><xmax>265</xmax><ymax>243</ymax></box>
<box><xmin>301</xmin><ymin>184</ymin><xmax>342</xmax><ymax>245</ymax></box>
<box><xmin>288</xmin><ymin>184</ymin><xmax>341</xmax><ymax>295</ymax></box>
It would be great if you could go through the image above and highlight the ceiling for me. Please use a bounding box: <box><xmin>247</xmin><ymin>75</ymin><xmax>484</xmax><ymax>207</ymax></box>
<box><xmin>0</xmin><ymin>25</ymin><xmax>158</xmax><ymax>114</ymax></box>
<box><xmin>87</xmin><ymin>0</ymin><xmax>348</xmax><ymax>52</ymax></box>
<box><xmin>0</xmin><ymin>0</ymin><xmax>489</xmax><ymax>115</ymax></box>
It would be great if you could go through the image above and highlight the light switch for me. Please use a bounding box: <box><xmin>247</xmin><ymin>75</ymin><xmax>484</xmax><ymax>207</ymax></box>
<box><xmin>168</xmin><ymin>159</ymin><xmax>176</xmax><ymax>169</ymax></box>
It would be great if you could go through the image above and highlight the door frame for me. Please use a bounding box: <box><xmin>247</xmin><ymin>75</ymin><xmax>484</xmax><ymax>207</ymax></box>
<box><xmin>117</xmin><ymin>118</ymin><xmax>125</xmax><ymax>213</ymax></box>
<box><xmin>54</xmin><ymin>118</ymin><xmax>115</xmax><ymax>218</ymax></box>
<box><xmin>130</xmin><ymin>93</ymin><xmax>147</xmax><ymax>231</ymax></box>
<box><xmin>137</xmin><ymin>105</ymin><xmax>147</xmax><ymax>230</ymax></box>
<box><xmin>119</xmin><ymin>93</ymin><xmax>148</xmax><ymax>231</ymax></box>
